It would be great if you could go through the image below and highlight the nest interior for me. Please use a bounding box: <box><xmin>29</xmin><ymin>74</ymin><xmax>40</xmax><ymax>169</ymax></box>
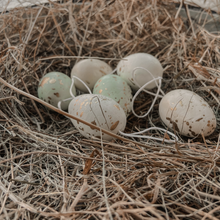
<box><xmin>0</xmin><ymin>0</ymin><xmax>220</xmax><ymax>219</ymax></box>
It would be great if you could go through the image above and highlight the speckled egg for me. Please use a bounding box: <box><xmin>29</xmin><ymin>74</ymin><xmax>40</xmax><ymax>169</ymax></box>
<box><xmin>117</xmin><ymin>53</ymin><xmax>163</xmax><ymax>91</ymax></box>
<box><xmin>38</xmin><ymin>72</ymin><xmax>76</xmax><ymax>110</ymax></box>
<box><xmin>159</xmin><ymin>89</ymin><xmax>216</xmax><ymax>137</ymax></box>
<box><xmin>68</xmin><ymin>94</ymin><xmax>127</xmax><ymax>140</ymax></box>
<box><xmin>71</xmin><ymin>59</ymin><xmax>112</xmax><ymax>92</ymax></box>
<box><xmin>93</xmin><ymin>75</ymin><xmax>133</xmax><ymax>116</ymax></box>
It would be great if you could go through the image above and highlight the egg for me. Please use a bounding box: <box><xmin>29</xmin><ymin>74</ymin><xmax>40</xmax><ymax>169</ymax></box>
<box><xmin>68</xmin><ymin>94</ymin><xmax>126</xmax><ymax>140</ymax></box>
<box><xmin>117</xmin><ymin>53</ymin><xmax>163</xmax><ymax>91</ymax></box>
<box><xmin>71</xmin><ymin>59</ymin><xmax>112</xmax><ymax>92</ymax></box>
<box><xmin>159</xmin><ymin>89</ymin><xmax>216</xmax><ymax>137</ymax></box>
<box><xmin>93</xmin><ymin>75</ymin><xmax>133</xmax><ymax>116</ymax></box>
<box><xmin>38</xmin><ymin>72</ymin><xmax>76</xmax><ymax>110</ymax></box>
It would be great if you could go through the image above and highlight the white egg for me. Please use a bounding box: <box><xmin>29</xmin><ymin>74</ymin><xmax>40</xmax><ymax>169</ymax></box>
<box><xmin>117</xmin><ymin>53</ymin><xmax>163</xmax><ymax>91</ymax></box>
<box><xmin>71</xmin><ymin>59</ymin><xmax>112</xmax><ymax>92</ymax></box>
<box><xmin>38</xmin><ymin>72</ymin><xmax>76</xmax><ymax>110</ymax></box>
<box><xmin>159</xmin><ymin>89</ymin><xmax>216</xmax><ymax>137</ymax></box>
<box><xmin>68</xmin><ymin>94</ymin><xmax>127</xmax><ymax>140</ymax></box>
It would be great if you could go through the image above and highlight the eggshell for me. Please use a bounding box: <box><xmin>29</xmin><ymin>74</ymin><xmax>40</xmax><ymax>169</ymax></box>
<box><xmin>117</xmin><ymin>53</ymin><xmax>163</xmax><ymax>91</ymax></box>
<box><xmin>93</xmin><ymin>75</ymin><xmax>133</xmax><ymax>116</ymax></box>
<box><xmin>71</xmin><ymin>59</ymin><xmax>112</xmax><ymax>92</ymax></box>
<box><xmin>38</xmin><ymin>72</ymin><xmax>76</xmax><ymax>110</ymax></box>
<box><xmin>68</xmin><ymin>94</ymin><xmax>126</xmax><ymax>140</ymax></box>
<box><xmin>159</xmin><ymin>89</ymin><xmax>216</xmax><ymax>137</ymax></box>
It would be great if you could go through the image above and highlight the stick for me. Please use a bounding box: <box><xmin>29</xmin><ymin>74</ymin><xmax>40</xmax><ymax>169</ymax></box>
<box><xmin>0</xmin><ymin>76</ymin><xmax>157</xmax><ymax>149</ymax></box>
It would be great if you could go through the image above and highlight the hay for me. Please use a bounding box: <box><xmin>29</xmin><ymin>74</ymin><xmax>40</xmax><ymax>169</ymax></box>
<box><xmin>0</xmin><ymin>0</ymin><xmax>220</xmax><ymax>219</ymax></box>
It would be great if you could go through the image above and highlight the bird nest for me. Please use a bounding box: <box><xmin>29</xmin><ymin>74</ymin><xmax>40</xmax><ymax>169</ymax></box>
<box><xmin>0</xmin><ymin>0</ymin><xmax>220</xmax><ymax>219</ymax></box>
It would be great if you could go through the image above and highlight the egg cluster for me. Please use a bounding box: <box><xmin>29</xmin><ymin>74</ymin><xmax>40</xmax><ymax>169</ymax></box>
<box><xmin>38</xmin><ymin>53</ymin><xmax>217</xmax><ymax>141</ymax></box>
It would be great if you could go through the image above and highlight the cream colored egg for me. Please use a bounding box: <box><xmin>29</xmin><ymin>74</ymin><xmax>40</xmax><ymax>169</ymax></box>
<box><xmin>38</xmin><ymin>72</ymin><xmax>76</xmax><ymax>110</ymax></box>
<box><xmin>159</xmin><ymin>89</ymin><xmax>216</xmax><ymax>137</ymax></box>
<box><xmin>117</xmin><ymin>53</ymin><xmax>163</xmax><ymax>91</ymax></box>
<box><xmin>68</xmin><ymin>94</ymin><xmax>126</xmax><ymax>140</ymax></box>
<box><xmin>71</xmin><ymin>59</ymin><xmax>112</xmax><ymax>92</ymax></box>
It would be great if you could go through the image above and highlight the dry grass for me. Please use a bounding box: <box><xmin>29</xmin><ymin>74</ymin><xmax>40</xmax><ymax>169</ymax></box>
<box><xmin>0</xmin><ymin>0</ymin><xmax>220</xmax><ymax>219</ymax></box>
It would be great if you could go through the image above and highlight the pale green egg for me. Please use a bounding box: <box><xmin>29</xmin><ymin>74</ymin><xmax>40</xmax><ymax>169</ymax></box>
<box><xmin>93</xmin><ymin>75</ymin><xmax>133</xmax><ymax>116</ymax></box>
<box><xmin>38</xmin><ymin>72</ymin><xmax>76</xmax><ymax>110</ymax></box>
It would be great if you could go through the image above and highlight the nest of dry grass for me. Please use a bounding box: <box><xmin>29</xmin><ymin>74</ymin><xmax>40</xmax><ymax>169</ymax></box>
<box><xmin>0</xmin><ymin>0</ymin><xmax>220</xmax><ymax>219</ymax></box>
